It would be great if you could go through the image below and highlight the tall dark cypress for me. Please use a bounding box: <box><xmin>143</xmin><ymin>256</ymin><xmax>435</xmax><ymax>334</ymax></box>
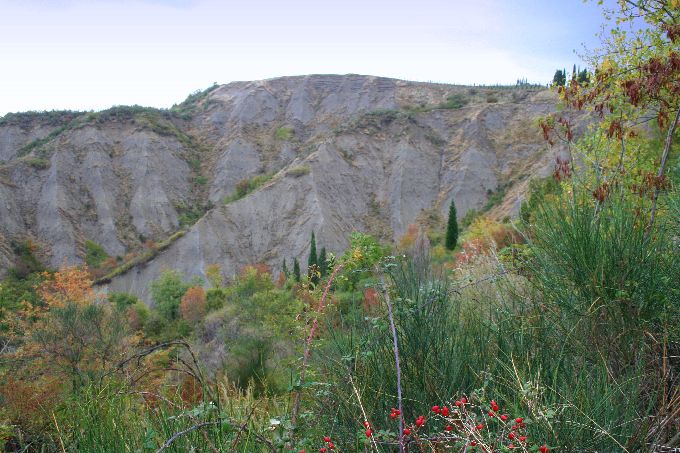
<box><xmin>445</xmin><ymin>200</ymin><xmax>459</xmax><ymax>251</ymax></box>
<box><xmin>308</xmin><ymin>232</ymin><xmax>318</xmax><ymax>270</ymax></box>
<box><xmin>318</xmin><ymin>247</ymin><xmax>327</xmax><ymax>277</ymax></box>
<box><xmin>282</xmin><ymin>258</ymin><xmax>289</xmax><ymax>277</ymax></box>
<box><xmin>308</xmin><ymin>232</ymin><xmax>319</xmax><ymax>283</ymax></box>
<box><xmin>292</xmin><ymin>258</ymin><xmax>301</xmax><ymax>282</ymax></box>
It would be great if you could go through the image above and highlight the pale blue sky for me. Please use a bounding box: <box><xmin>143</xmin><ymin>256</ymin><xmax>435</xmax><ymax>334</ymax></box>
<box><xmin>0</xmin><ymin>0</ymin><xmax>608</xmax><ymax>115</ymax></box>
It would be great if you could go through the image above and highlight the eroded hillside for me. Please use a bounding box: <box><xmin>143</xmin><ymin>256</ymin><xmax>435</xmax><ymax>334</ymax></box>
<box><xmin>0</xmin><ymin>75</ymin><xmax>569</xmax><ymax>301</ymax></box>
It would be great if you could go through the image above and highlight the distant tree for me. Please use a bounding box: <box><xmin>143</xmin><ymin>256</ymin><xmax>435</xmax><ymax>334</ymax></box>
<box><xmin>108</xmin><ymin>292</ymin><xmax>139</xmax><ymax>311</ymax></box>
<box><xmin>151</xmin><ymin>270</ymin><xmax>190</xmax><ymax>321</ymax></box>
<box><xmin>445</xmin><ymin>200</ymin><xmax>459</xmax><ymax>251</ymax></box>
<box><xmin>282</xmin><ymin>258</ymin><xmax>289</xmax><ymax>277</ymax></box>
<box><xmin>25</xmin><ymin>266</ymin><xmax>129</xmax><ymax>389</ymax></box>
<box><xmin>552</xmin><ymin>69</ymin><xmax>566</xmax><ymax>87</ymax></box>
<box><xmin>577</xmin><ymin>68</ymin><xmax>590</xmax><ymax>85</ymax></box>
<box><xmin>179</xmin><ymin>287</ymin><xmax>207</xmax><ymax>324</ymax></box>
<box><xmin>318</xmin><ymin>247</ymin><xmax>327</xmax><ymax>277</ymax></box>
<box><xmin>308</xmin><ymin>232</ymin><xmax>319</xmax><ymax>284</ymax></box>
<box><xmin>308</xmin><ymin>232</ymin><xmax>318</xmax><ymax>270</ymax></box>
<box><xmin>292</xmin><ymin>258</ymin><xmax>301</xmax><ymax>283</ymax></box>
<box><xmin>572</xmin><ymin>64</ymin><xmax>577</xmax><ymax>80</ymax></box>
<box><xmin>205</xmin><ymin>263</ymin><xmax>223</xmax><ymax>288</ymax></box>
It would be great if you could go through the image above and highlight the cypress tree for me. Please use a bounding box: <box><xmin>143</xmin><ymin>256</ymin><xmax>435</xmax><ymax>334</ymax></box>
<box><xmin>292</xmin><ymin>258</ymin><xmax>301</xmax><ymax>282</ymax></box>
<box><xmin>308</xmin><ymin>232</ymin><xmax>319</xmax><ymax>284</ymax></box>
<box><xmin>318</xmin><ymin>247</ymin><xmax>327</xmax><ymax>277</ymax></box>
<box><xmin>282</xmin><ymin>258</ymin><xmax>289</xmax><ymax>277</ymax></box>
<box><xmin>445</xmin><ymin>200</ymin><xmax>459</xmax><ymax>251</ymax></box>
<box><xmin>552</xmin><ymin>69</ymin><xmax>566</xmax><ymax>87</ymax></box>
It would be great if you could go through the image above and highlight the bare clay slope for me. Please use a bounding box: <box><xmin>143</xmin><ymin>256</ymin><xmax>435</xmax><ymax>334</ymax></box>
<box><xmin>0</xmin><ymin>75</ymin><xmax>565</xmax><ymax>301</ymax></box>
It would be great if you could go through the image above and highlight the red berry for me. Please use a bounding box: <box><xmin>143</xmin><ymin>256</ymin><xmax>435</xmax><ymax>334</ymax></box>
<box><xmin>488</xmin><ymin>411</ymin><xmax>495</xmax><ymax>417</ymax></box>
<box><xmin>470</xmin><ymin>441</ymin><xmax>477</xmax><ymax>446</ymax></box>
<box><xmin>540</xmin><ymin>445</ymin><xmax>549</xmax><ymax>453</ymax></box>
<box><xmin>519</xmin><ymin>436</ymin><xmax>527</xmax><ymax>442</ymax></box>
<box><xmin>300</xmin><ymin>450</ymin><xmax>305</xmax><ymax>453</ymax></box>
<box><xmin>515</xmin><ymin>418</ymin><xmax>523</xmax><ymax>424</ymax></box>
<box><xmin>508</xmin><ymin>432</ymin><xmax>516</xmax><ymax>440</ymax></box>
<box><xmin>476</xmin><ymin>423</ymin><xmax>484</xmax><ymax>430</ymax></box>
<box><xmin>390</xmin><ymin>413</ymin><xmax>397</xmax><ymax>419</ymax></box>
<box><xmin>323</xmin><ymin>437</ymin><xmax>331</xmax><ymax>443</ymax></box>
<box><xmin>363</xmin><ymin>421</ymin><xmax>370</xmax><ymax>428</ymax></box>
<box><xmin>454</xmin><ymin>400</ymin><xmax>462</xmax><ymax>407</ymax></box>
<box><xmin>508</xmin><ymin>444</ymin><xmax>515</xmax><ymax>449</ymax></box>
<box><xmin>319</xmin><ymin>449</ymin><xmax>326</xmax><ymax>453</ymax></box>
<box><xmin>445</xmin><ymin>425</ymin><xmax>453</xmax><ymax>431</ymax></box>
<box><xmin>490</xmin><ymin>400</ymin><xmax>499</xmax><ymax>411</ymax></box>
<box><xmin>432</xmin><ymin>405</ymin><xmax>440</xmax><ymax>413</ymax></box>
<box><xmin>403</xmin><ymin>428</ymin><xmax>411</xmax><ymax>435</ymax></box>
<box><xmin>328</xmin><ymin>443</ymin><xmax>335</xmax><ymax>450</ymax></box>
<box><xmin>461</xmin><ymin>397</ymin><xmax>467</xmax><ymax>404</ymax></box>
<box><xmin>441</xmin><ymin>406</ymin><xmax>450</xmax><ymax>416</ymax></box>
<box><xmin>365</xmin><ymin>429</ymin><xmax>372</xmax><ymax>438</ymax></box>
<box><xmin>500</xmin><ymin>414</ymin><xmax>508</xmax><ymax>421</ymax></box>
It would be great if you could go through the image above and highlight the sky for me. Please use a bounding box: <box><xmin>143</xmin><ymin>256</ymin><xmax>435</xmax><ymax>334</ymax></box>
<box><xmin>0</xmin><ymin>0</ymin><xmax>609</xmax><ymax>115</ymax></box>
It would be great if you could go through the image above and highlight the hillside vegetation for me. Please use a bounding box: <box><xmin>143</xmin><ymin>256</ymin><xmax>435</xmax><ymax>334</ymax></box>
<box><xmin>1</xmin><ymin>1</ymin><xmax>679</xmax><ymax>452</ymax></box>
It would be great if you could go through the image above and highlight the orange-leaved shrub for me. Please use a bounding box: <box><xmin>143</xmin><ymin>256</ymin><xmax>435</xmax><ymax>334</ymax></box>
<box><xmin>179</xmin><ymin>286</ymin><xmax>207</xmax><ymax>323</ymax></box>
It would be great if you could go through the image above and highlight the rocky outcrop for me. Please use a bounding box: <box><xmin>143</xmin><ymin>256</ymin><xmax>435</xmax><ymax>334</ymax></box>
<box><xmin>0</xmin><ymin>75</ymin><xmax>566</xmax><ymax>301</ymax></box>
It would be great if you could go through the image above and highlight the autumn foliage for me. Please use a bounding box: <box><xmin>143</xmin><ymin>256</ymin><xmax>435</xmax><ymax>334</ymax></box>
<box><xmin>179</xmin><ymin>286</ymin><xmax>207</xmax><ymax>323</ymax></box>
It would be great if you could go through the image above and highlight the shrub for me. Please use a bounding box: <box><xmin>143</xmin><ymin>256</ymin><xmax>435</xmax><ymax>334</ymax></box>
<box><xmin>108</xmin><ymin>291</ymin><xmax>138</xmax><ymax>311</ymax></box>
<box><xmin>206</xmin><ymin>287</ymin><xmax>227</xmax><ymax>311</ymax></box>
<box><xmin>150</xmin><ymin>270</ymin><xmax>190</xmax><ymax>321</ymax></box>
<box><xmin>179</xmin><ymin>287</ymin><xmax>207</xmax><ymax>323</ymax></box>
<box><xmin>85</xmin><ymin>240</ymin><xmax>109</xmax><ymax>268</ymax></box>
<box><xmin>126</xmin><ymin>301</ymin><xmax>149</xmax><ymax>331</ymax></box>
<box><xmin>286</xmin><ymin>165</ymin><xmax>310</xmax><ymax>178</ymax></box>
<box><xmin>527</xmin><ymin>190</ymin><xmax>678</xmax><ymax>368</ymax></box>
<box><xmin>275</xmin><ymin>126</ymin><xmax>294</xmax><ymax>140</ymax></box>
<box><xmin>223</xmin><ymin>173</ymin><xmax>273</xmax><ymax>203</ymax></box>
<box><xmin>25</xmin><ymin>157</ymin><xmax>50</xmax><ymax>169</ymax></box>
<box><xmin>439</xmin><ymin>93</ymin><xmax>468</xmax><ymax>109</ymax></box>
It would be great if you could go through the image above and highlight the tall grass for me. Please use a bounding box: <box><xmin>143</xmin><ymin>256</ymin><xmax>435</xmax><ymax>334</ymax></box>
<box><xmin>56</xmin><ymin>380</ymin><xmax>290</xmax><ymax>452</ymax></box>
<box><xmin>312</xmin><ymin>189</ymin><xmax>676</xmax><ymax>451</ymax></box>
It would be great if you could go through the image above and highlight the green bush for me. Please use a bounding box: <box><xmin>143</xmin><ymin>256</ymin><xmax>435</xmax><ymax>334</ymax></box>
<box><xmin>275</xmin><ymin>126</ymin><xmax>294</xmax><ymax>140</ymax></box>
<box><xmin>223</xmin><ymin>173</ymin><xmax>273</xmax><ymax>203</ymax></box>
<box><xmin>84</xmin><ymin>240</ymin><xmax>108</xmax><ymax>268</ymax></box>
<box><xmin>193</xmin><ymin>175</ymin><xmax>208</xmax><ymax>185</ymax></box>
<box><xmin>25</xmin><ymin>157</ymin><xmax>50</xmax><ymax>169</ymax></box>
<box><xmin>108</xmin><ymin>292</ymin><xmax>139</xmax><ymax>311</ymax></box>
<box><xmin>438</xmin><ymin>93</ymin><xmax>468</xmax><ymax>109</ymax></box>
<box><xmin>527</xmin><ymin>189</ymin><xmax>678</xmax><ymax>367</ymax></box>
<box><xmin>150</xmin><ymin>270</ymin><xmax>190</xmax><ymax>321</ymax></box>
<box><xmin>206</xmin><ymin>287</ymin><xmax>227</xmax><ymax>311</ymax></box>
<box><xmin>286</xmin><ymin>165</ymin><xmax>310</xmax><ymax>178</ymax></box>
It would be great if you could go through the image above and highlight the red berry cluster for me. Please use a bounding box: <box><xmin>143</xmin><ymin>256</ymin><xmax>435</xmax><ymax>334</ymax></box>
<box><xmin>318</xmin><ymin>435</ymin><xmax>335</xmax><ymax>452</ymax></box>
<box><xmin>348</xmin><ymin>396</ymin><xmax>552</xmax><ymax>452</ymax></box>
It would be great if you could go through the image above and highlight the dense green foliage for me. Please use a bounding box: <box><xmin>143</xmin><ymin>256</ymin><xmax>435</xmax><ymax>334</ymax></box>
<box><xmin>444</xmin><ymin>200</ymin><xmax>458</xmax><ymax>250</ymax></box>
<box><xmin>84</xmin><ymin>240</ymin><xmax>108</xmax><ymax>268</ymax></box>
<box><xmin>151</xmin><ymin>270</ymin><xmax>192</xmax><ymax>321</ymax></box>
